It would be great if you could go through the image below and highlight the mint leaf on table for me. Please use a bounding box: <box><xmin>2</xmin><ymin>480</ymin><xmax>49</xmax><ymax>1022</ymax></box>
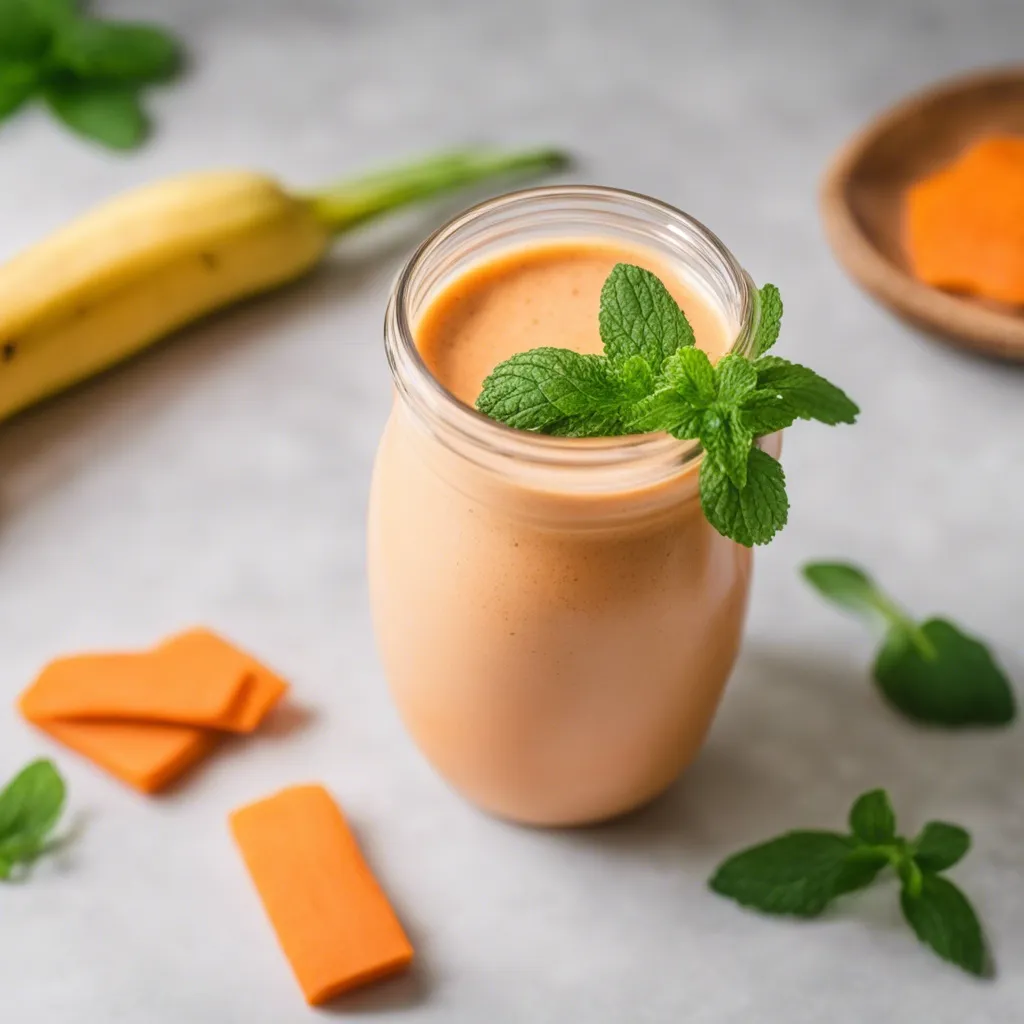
<box><xmin>803</xmin><ymin>562</ymin><xmax>892</xmax><ymax>621</ymax></box>
<box><xmin>710</xmin><ymin>788</ymin><xmax>990</xmax><ymax>977</ymax></box>
<box><xmin>874</xmin><ymin>619</ymin><xmax>1016</xmax><ymax>727</ymax></box>
<box><xmin>848</xmin><ymin>788</ymin><xmax>896</xmax><ymax>845</ymax></box>
<box><xmin>0</xmin><ymin>0</ymin><xmax>182</xmax><ymax>149</ymax></box>
<box><xmin>0</xmin><ymin>0</ymin><xmax>51</xmax><ymax>60</ymax></box>
<box><xmin>901</xmin><ymin>874</ymin><xmax>988</xmax><ymax>977</ymax></box>
<box><xmin>598</xmin><ymin>263</ymin><xmax>696</xmax><ymax>373</ymax></box>
<box><xmin>0</xmin><ymin>60</ymin><xmax>37</xmax><ymax>118</ymax></box>
<box><xmin>912</xmin><ymin>822</ymin><xmax>970</xmax><ymax>873</ymax></box>
<box><xmin>51</xmin><ymin>18</ymin><xmax>181</xmax><ymax>83</ymax></box>
<box><xmin>803</xmin><ymin>561</ymin><xmax>1016</xmax><ymax>727</ymax></box>
<box><xmin>0</xmin><ymin>758</ymin><xmax>66</xmax><ymax>879</ymax></box>
<box><xmin>709</xmin><ymin>831</ymin><xmax>885</xmax><ymax>916</ymax></box>
<box><xmin>46</xmin><ymin>80</ymin><xmax>147</xmax><ymax>149</ymax></box>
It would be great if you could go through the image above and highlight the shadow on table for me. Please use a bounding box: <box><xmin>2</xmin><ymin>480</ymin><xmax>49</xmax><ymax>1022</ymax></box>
<box><xmin>316</xmin><ymin>965</ymin><xmax>431</xmax><ymax>1016</ymax></box>
<box><xmin>559</xmin><ymin>642</ymin><xmax>1024</xmax><ymax>866</ymax></box>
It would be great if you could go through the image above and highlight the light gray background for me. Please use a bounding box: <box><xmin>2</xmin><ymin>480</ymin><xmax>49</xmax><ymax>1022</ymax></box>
<box><xmin>1</xmin><ymin>0</ymin><xmax>1022</xmax><ymax>1020</ymax></box>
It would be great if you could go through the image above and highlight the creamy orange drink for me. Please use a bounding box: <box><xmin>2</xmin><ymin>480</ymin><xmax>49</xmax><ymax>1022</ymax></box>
<box><xmin>369</xmin><ymin>187</ymin><xmax>772</xmax><ymax>826</ymax></box>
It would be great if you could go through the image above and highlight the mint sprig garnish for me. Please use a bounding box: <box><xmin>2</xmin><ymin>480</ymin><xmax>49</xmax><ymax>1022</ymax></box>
<box><xmin>710</xmin><ymin>789</ymin><xmax>990</xmax><ymax>977</ymax></box>
<box><xmin>0</xmin><ymin>0</ymin><xmax>182</xmax><ymax>150</ymax></box>
<box><xmin>476</xmin><ymin>263</ymin><xmax>858</xmax><ymax>547</ymax></box>
<box><xmin>0</xmin><ymin>759</ymin><xmax>66</xmax><ymax>879</ymax></box>
<box><xmin>803</xmin><ymin>562</ymin><xmax>1016</xmax><ymax>727</ymax></box>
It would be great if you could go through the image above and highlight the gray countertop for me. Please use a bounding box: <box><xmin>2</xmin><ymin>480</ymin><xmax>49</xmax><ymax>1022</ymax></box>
<box><xmin>1</xmin><ymin>0</ymin><xmax>1022</xmax><ymax>1020</ymax></box>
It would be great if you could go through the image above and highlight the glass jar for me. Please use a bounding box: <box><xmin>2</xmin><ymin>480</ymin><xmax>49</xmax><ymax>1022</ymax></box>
<box><xmin>369</xmin><ymin>186</ymin><xmax>771</xmax><ymax>826</ymax></box>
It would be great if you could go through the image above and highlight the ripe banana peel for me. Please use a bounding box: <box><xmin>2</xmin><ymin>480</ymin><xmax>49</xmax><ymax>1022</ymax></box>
<box><xmin>0</xmin><ymin>147</ymin><xmax>566</xmax><ymax>424</ymax></box>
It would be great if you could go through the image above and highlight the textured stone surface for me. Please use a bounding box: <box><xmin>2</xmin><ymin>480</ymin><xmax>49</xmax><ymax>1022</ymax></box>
<box><xmin>0</xmin><ymin>0</ymin><xmax>1021</xmax><ymax>1020</ymax></box>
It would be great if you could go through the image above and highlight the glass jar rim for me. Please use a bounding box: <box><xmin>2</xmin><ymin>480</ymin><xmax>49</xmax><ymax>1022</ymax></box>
<box><xmin>384</xmin><ymin>184</ymin><xmax>758</xmax><ymax>493</ymax></box>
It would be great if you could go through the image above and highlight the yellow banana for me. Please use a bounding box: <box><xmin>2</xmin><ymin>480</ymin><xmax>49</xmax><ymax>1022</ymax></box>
<box><xmin>0</xmin><ymin>147</ymin><xmax>566</xmax><ymax>424</ymax></box>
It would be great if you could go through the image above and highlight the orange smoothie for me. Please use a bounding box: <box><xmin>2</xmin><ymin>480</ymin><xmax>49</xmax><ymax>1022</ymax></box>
<box><xmin>417</xmin><ymin>241</ymin><xmax>729</xmax><ymax>404</ymax></box>
<box><xmin>369</xmin><ymin>188</ymin><xmax>762</xmax><ymax>825</ymax></box>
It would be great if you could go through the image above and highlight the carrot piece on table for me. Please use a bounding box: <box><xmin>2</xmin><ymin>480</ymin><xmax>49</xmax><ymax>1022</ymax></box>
<box><xmin>158</xmin><ymin>629</ymin><xmax>289</xmax><ymax>733</ymax></box>
<box><xmin>906</xmin><ymin>135</ymin><xmax>1024</xmax><ymax>305</ymax></box>
<box><xmin>230</xmin><ymin>785</ymin><xmax>413</xmax><ymax>1005</ymax></box>
<box><xmin>19</xmin><ymin>650</ymin><xmax>249</xmax><ymax>728</ymax></box>
<box><xmin>34</xmin><ymin>718</ymin><xmax>216</xmax><ymax>794</ymax></box>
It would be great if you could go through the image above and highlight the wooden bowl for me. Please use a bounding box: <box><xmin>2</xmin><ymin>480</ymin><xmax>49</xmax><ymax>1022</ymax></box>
<box><xmin>820</xmin><ymin>67</ymin><xmax>1024</xmax><ymax>361</ymax></box>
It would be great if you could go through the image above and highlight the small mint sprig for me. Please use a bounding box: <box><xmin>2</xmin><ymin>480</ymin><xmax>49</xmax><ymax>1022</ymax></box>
<box><xmin>476</xmin><ymin>264</ymin><xmax>858</xmax><ymax>547</ymax></box>
<box><xmin>710</xmin><ymin>789</ymin><xmax>989</xmax><ymax>977</ymax></box>
<box><xmin>803</xmin><ymin>561</ymin><xmax>1016</xmax><ymax>727</ymax></box>
<box><xmin>0</xmin><ymin>0</ymin><xmax>183</xmax><ymax>150</ymax></box>
<box><xmin>0</xmin><ymin>758</ymin><xmax>66</xmax><ymax>880</ymax></box>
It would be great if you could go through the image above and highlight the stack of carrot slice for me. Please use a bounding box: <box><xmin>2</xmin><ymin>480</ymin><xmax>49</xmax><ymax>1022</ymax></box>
<box><xmin>19</xmin><ymin>628</ymin><xmax>288</xmax><ymax>793</ymax></box>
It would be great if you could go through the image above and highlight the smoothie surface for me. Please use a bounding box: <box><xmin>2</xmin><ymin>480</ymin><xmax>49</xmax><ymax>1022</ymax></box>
<box><xmin>415</xmin><ymin>241</ymin><xmax>732</xmax><ymax>405</ymax></box>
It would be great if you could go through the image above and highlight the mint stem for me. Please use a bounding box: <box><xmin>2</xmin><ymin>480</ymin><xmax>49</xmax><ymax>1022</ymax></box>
<box><xmin>878</xmin><ymin>596</ymin><xmax>938</xmax><ymax>661</ymax></box>
<box><xmin>303</xmin><ymin>147</ymin><xmax>569</xmax><ymax>235</ymax></box>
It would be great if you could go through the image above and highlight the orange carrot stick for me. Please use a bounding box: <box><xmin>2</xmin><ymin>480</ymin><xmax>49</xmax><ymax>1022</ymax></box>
<box><xmin>20</xmin><ymin>629</ymin><xmax>288</xmax><ymax>733</ymax></box>
<box><xmin>19</xmin><ymin>650</ymin><xmax>248</xmax><ymax>728</ymax></box>
<box><xmin>157</xmin><ymin>629</ymin><xmax>289</xmax><ymax>733</ymax></box>
<box><xmin>35</xmin><ymin>718</ymin><xmax>216</xmax><ymax>794</ymax></box>
<box><xmin>230</xmin><ymin>785</ymin><xmax>413</xmax><ymax>1005</ymax></box>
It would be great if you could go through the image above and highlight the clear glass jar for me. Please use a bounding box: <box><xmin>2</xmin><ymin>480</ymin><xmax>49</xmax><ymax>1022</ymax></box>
<box><xmin>369</xmin><ymin>186</ymin><xmax>770</xmax><ymax>826</ymax></box>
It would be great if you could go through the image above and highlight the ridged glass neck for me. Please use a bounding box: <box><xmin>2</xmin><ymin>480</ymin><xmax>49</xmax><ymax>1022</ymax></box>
<box><xmin>383</xmin><ymin>185</ymin><xmax>757</xmax><ymax>497</ymax></box>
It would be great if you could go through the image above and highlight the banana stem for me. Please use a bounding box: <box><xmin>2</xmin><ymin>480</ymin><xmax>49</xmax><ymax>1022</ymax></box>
<box><xmin>302</xmin><ymin>147</ymin><xmax>570</xmax><ymax>235</ymax></box>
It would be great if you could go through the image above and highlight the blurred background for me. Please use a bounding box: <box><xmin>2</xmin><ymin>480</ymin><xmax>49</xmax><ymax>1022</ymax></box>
<box><xmin>0</xmin><ymin>1</ymin><xmax>1021</xmax><ymax>1021</ymax></box>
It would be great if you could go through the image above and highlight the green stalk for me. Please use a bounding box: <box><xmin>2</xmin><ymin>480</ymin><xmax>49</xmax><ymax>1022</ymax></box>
<box><xmin>302</xmin><ymin>147</ymin><xmax>569</xmax><ymax>234</ymax></box>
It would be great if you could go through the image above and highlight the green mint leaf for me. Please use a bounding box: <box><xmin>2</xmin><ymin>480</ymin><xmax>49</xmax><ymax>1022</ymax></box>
<box><xmin>615</xmin><ymin>353</ymin><xmax>656</xmax><ymax>400</ymax></box>
<box><xmin>804</xmin><ymin>560</ymin><xmax>933</xmax><ymax>656</ymax></box>
<box><xmin>599</xmin><ymin>263</ymin><xmax>695</xmax><ymax>374</ymax></box>
<box><xmin>802</xmin><ymin>561</ymin><xmax>900</xmax><ymax>624</ymax></box>
<box><xmin>0</xmin><ymin>60</ymin><xmax>38</xmax><ymax>120</ymax></box>
<box><xmin>0</xmin><ymin>759</ymin><xmax>65</xmax><ymax>846</ymax></box>
<box><xmin>714</xmin><ymin>352</ymin><xmax>757</xmax><ymax>406</ymax></box>
<box><xmin>900</xmin><ymin>874</ymin><xmax>988</xmax><ymax>976</ymax></box>
<box><xmin>52</xmin><ymin>18</ymin><xmax>182</xmax><ymax>83</ymax></box>
<box><xmin>44</xmin><ymin>80</ymin><xmax>148</xmax><ymax>149</ymax></box>
<box><xmin>0</xmin><ymin>855</ymin><xmax>10</xmax><ymax>879</ymax></box>
<box><xmin>700</xmin><ymin>447</ymin><xmax>788</xmax><ymax>547</ymax></box>
<box><xmin>0</xmin><ymin>832</ymin><xmax>45</xmax><ymax>862</ymax></box>
<box><xmin>700</xmin><ymin>405</ymin><xmax>753</xmax><ymax>488</ymax></box>
<box><xmin>663</xmin><ymin>345</ymin><xmax>716</xmax><ymax>405</ymax></box>
<box><xmin>752</xmin><ymin>283</ymin><xmax>783</xmax><ymax>356</ymax></box>
<box><xmin>874</xmin><ymin>618</ymin><xmax>1016</xmax><ymax>728</ymax></box>
<box><xmin>848</xmin><ymin>789</ymin><xmax>897</xmax><ymax>845</ymax></box>
<box><xmin>738</xmin><ymin>388</ymin><xmax>800</xmax><ymax>435</ymax></box>
<box><xmin>753</xmin><ymin>356</ymin><xmax>859</xmax><ymax>426</ymax></box>
<box><xmin>0</xmin><ymin>0</ymin><xmax>51</xmax><ymax>60</ymax></box>
<box><xmin>710</xmin><ymin>831</ymin><xmax>872</xmax><ymax>917</ymax></box>
<box><xmin>476</xmin><ymin>347</ymin><xmax>636</xmax><ymax>436</ymax></box>
<box><xmin>628</xmin><ymin>389</ymin><xmax>704</xmax><ymax>439</ymax></box>
<box><xmin>25</xmin><ymin>0</ymin><xmax>76</xmax><ymax>26</ymax></box>
<box><xmin>833</xmin><ymin>848</ymin><xmax>891</xmax><ymax>897</ymax></box>
<box><xmin>913</xmin><ymin>822</ymin><xmax>971</xmax><ymax>873</ymax></box>
<box><xmin>805</xmin><ymin>563</ymin><xmax>1017</xmax><ymax>727</ymax></box>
